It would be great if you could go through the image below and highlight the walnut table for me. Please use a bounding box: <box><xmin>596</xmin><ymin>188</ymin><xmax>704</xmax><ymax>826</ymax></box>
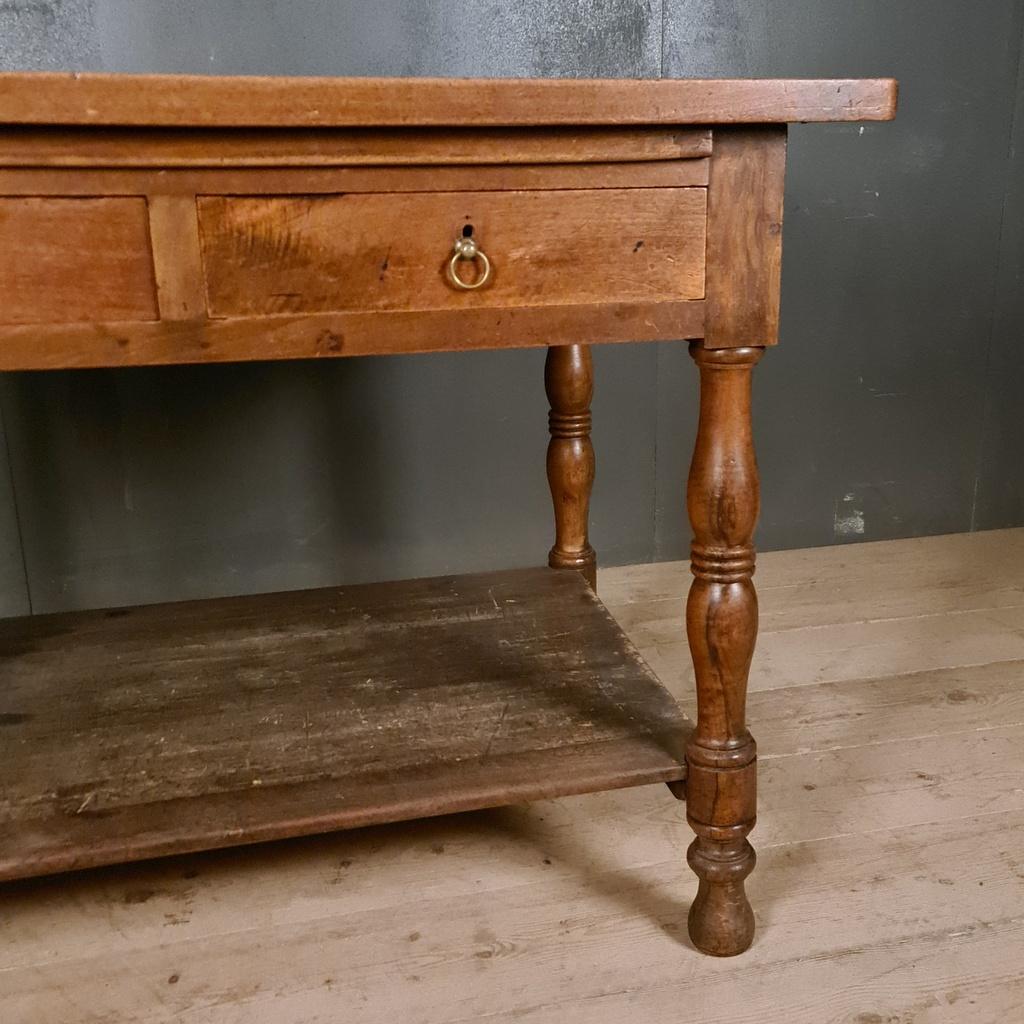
<box><xmin>0</xmin><ymin>74</ymin><xmax>897</xmax><ymax>957</ymax></box>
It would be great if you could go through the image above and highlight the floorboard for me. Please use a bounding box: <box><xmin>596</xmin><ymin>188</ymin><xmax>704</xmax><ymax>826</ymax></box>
<box><xmin>1</xmin><ymin>529</ymin><xmax>1022</xmax><ymax>1023</ymax></box>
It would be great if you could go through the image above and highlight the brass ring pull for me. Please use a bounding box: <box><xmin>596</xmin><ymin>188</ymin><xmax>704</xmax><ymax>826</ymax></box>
<box><xmin>446</xmin><ymin>236</ymin><xmax>492</xmax><ymax>291</ymax></box>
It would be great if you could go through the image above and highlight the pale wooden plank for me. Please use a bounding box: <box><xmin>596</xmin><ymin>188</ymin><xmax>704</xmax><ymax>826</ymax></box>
<box><xmin>757</xmin><ymin>725</ymin><xmax>1024</xmax><ymax>845</ymax></box>
<box><xmin>610</xmin><ymin>532</ymin><xmax>1024</xmax><ymax>696</ymax></box>
<box><xmin>449</xmin><ymin>926</ymin><xmax>1023</xmax><ymax>1024</ymax></box>
<box><xmin>748</xmin><ymin>660</ymin><xmax>1024</xmax><ymax>757</ymax></box>
<box><xmin>642</xmin><ymin>658</ymin><xmax>1024</xmax><ymax>757</ymax></box>
<box><xmin>640</xmin><ymin>604</ymin><xmax>1024</xmax><ymax>696</ymax></box>
<box><xmin>601</xmin><ymin>528</ymin><xmax>1024</xmax><ymax>633</ymax></box>
<box><xmin>601</xmin><ymin>529</ymin><xmax>1024</xmax><ymax>604</ymax></box>
<box><xmin>4</xmin><ymin>810</ymin><xmax>1019</xmax><ymax>1023</ymax></box>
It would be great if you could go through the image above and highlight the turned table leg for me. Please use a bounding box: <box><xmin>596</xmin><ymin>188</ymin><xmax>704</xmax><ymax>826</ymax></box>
<box><xmin>545</xmin><ymin>344</ymin><xmax>596</xmax><ymax>590</ymax></box>
<box><xmin>684</xmin><ymin>342</ymin><xmax>764</xmax><ymax>956</ymax></box>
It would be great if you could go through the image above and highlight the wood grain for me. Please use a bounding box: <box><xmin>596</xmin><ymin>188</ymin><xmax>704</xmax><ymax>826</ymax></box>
<box><xmin>199</xmin><ymin>188</ymin><xmax>707</xmax><ymax>317</ymax></box>
<box><xmin>0</xmin><ymin>567</ymin><xmax>689</xmax><ymax>882</ymax></box>
<box><xmin>0</xmin><ymin>159</ymin><xmax>712</xmax><ymax>197</ymax></box>
<box><xmin>680</xmin><ymin>343</ymin><xmax>764</xmax><ymax>956</ymax></box>
<box><xmin>147</xmin><ymin>195</ymin><xmax>206</xmax><ymax>321</ymax></box>
<box><xmin>0</xmin><ymin>300</ymin><xmax>706</xmax><ymax>371</ymax></box>
<box><xmin>704</xmin><ymin>127</ymin><xmax>787</xmax><ymax>347</ymax></box>
<box><xmin>0</xmin><ymin>126</ymin><xmax>711</xmax><ymax>167</ymax></box>
<box><xmin>2</xmin><ymin>811</ymin><xmax>1020</xmax><ymax>1023</ymax></box>
<box><xmin>0</xmin><ymin>197</ymin><xmax>158</xmax><ymax>324</ymax></box>
<box><xmin>0</xmin><ymin>72</ymin><xmax>909</xmax><ymax>982</ymax></box>
<box><xmin>545</xmin><ymin>345</ymin><xmax>597</xmax><ymax>588</ymax></box>
<box><xmin>0</xmin><ymin>74</ymin><xmax>898</xmax><ymax>127</ymax></box>
<box><xmin>2</xmin><ymin>530</ymin><xmax>1019</xmax><ymax>1024</ymax></box>
<box><xmin>645</xmin><ymin>603</ymin><xmax>1024</xmax><ymax>705</ymax></box>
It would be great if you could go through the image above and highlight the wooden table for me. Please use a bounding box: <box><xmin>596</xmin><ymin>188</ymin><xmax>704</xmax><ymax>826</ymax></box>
<box><xmin>0</xmin><ymin>73</ymin><xmax>896</xmax><ymax>957</ymax></box>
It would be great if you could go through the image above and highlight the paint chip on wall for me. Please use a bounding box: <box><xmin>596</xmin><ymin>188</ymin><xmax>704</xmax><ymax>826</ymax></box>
<box><xmin>834</xmin><ymin>493</ymin><xmax>866</xmax><ymax>539</ymax></box>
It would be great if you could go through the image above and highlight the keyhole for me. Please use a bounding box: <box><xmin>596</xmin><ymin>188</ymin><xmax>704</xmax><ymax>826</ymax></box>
<box><xmin>462</xmin><ymin>224</ymin><xmax>474</xmax><ymax>238</ymax></box>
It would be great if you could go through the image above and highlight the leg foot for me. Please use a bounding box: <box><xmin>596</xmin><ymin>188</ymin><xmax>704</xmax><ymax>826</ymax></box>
<box><xmin>687</xmin><ymin>837</ymin><xmax>756</xmax><ymax>956</ymax></box>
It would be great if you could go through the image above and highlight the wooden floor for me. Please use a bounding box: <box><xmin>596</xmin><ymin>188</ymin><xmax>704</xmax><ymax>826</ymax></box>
<box><xmin>2</xmin><ymin>529</ymin><xmax>1023</xmax><ymax>1022</ymax></box>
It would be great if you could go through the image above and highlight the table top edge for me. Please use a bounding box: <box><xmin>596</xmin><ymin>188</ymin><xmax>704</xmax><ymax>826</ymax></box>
<box><xmin>0</xmin><ymin>74</ymin><xmax>898</xmax><ymax>128</ymax></box>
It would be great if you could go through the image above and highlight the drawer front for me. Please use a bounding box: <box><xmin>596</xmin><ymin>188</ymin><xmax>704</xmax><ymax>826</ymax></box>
<box><xmin>0</xmin><ymin>197</ymin><xmax>158</xmax><ymax>324</ymax></box>
<box><xmin>198</xmin><ymin>188</ymin><xmax>706</xmax><ymax>317</ymax></box>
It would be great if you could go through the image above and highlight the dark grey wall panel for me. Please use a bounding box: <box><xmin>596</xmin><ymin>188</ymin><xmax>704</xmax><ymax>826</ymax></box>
<box><xmin>660</xmin><ymin>0</ymin><xmax>1024</xmax><ymax>554</ymax></box>
<box><xmin>0</xmin><ymin>0</ymin><xmax>99</xmax><ymax>70</ymax></box>
<box><xmin>2</xmin><ymin>2</ymin><xmax>1023</xmax><ymax>614</ymax></box>
<box><xmin>976</xmin><ymin>22</ymin><xmax>1024</xmax><ymax>530</ymax></box>
<box><xmin>0</xmin><ymin>1</ymin><xmax>662</xmax><ymax>613</ymax></box>
<box><xmin>1</xmin><ymin>346</ymin><xmax>656</xmax><ymax>611</ymax></box>
<box><xmin>94</xmin><ymin>0</ymin><xmax>661</xmax><ymax>78</ymax></box>
<box><xmin>0</xmin><ymin>3</ymin><xmax>97</xmax><ymax>614</ymax></box>
<box><xmin>0</xmin><ymin>404</ymin><xmax>28</xmax><ymax>616</ymax></box>
<box><xmin>652</xmin><ymin>341</ymin><xmax>696</xmax><ymax>561</ymax></box>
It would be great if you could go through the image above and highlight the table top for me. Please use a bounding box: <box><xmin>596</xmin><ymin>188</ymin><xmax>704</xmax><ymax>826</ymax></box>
<box><xmin>0</xmin><ymin>73</ymin><xmax>897</xmax><ymax>128</ymax></box>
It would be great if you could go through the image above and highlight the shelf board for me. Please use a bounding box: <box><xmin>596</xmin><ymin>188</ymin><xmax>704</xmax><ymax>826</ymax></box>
<box><xmin>0</xmin><ymin>567</ymin><xmax>690</xmax><ymax>881</ymax></box>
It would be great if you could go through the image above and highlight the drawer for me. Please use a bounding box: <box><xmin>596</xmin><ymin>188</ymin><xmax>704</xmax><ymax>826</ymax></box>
<box><xmin>198</xmin><ymin>188</ymin><xmax>706</xmax><ymax>317</ymax></box>
<box><xmin>0</xmin><ymin>197</ymin><xmax>158</xmax><ymax>324</ymax></box>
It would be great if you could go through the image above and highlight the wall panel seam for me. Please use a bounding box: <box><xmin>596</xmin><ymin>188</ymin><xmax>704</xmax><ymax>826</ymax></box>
<box><xmin>0</xmin><ymin>387</ymin><xmax>32</xmax><ymax>613</ymax></box>
<box><xmin>970</xmin><ymin>6</ymin><xmax>1024</xmax><ymax>531</ymax></box>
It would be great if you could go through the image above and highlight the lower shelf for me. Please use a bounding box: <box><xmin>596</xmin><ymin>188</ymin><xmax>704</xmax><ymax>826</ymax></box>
<box><xmin>0</xmin><ymin>567</ymin><xmax>690</xmax><ymax>881</ymax></box>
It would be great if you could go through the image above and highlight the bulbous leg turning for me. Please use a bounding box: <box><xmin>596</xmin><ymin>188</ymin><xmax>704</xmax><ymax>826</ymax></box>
<box><xmin>545</xmin><ymin>344</ymin><xmax>596</xmax><ymax>589</ymax></box>
<box><xmin>683</xmin><ymin>343</ymin><xmax>764</xmax><ymax>956</ymax></box>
